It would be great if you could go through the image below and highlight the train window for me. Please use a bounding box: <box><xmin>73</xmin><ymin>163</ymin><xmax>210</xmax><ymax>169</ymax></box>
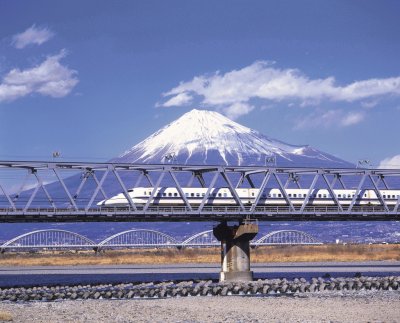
<box><xmin>318</xmin><ymin>194</ymin><xmax>321</xmax><ymax>198</ymax></box>
<box><xmin>252</xmin><ymin>192</ymin><xmax>255</xmax><ymax>197</ymax></box>
<box><xmin>202</xmin><ymin>193</ymin><xmax>205</xmax><ymax>197</ymax></box>
<box><xmin>157</xmin><ymin>193</ymin><xmax>161</xmax><ymax>197</ymax></box>
<box><xmin>168</xmin><ymin>193</ymin><xmax>172</xmax><ymax>197</ymax></box>
<box><xmin>162</xmin><ymin>193</ymin><xmax>166</xmax><ymax>197</ymax></box>
<box><xmin>174</xmin><ymin>193</ymin><xmax>178</xmax><ymax>197</ymax></box>
<box><xmin>128</xmin><ymin>189</ymin><xmax>134</xmax><ymax>192</ymax></box>
<box><xmin>185</xmin><ymin>193</ymin><xmax>189</xmax><ymax>197</ymax></box>
<box><xmin>393</xmin><ymin>195</ymin><xmax>396</xmax><ymax>199</ymax></box>
<box><xmin>278</xmin><ymin>194</ymin><xmax>282</xmax><ymax>198</ymax></box>
<box><xmin>191</xmin><ymin>193</ymin><xmax>194</xmax><ymax>197</ymax></box>
<box><xmin>338</xmin><ymin>194</ymin><xmax>341</xmax><ymax>198</ymax></box>
<box><xmin>288</xmin><ymin>194</ymin><xmax>292</xmax><ymax>197</ymax></box>
<box><xmin>218</xmin><ymin>193</ymin><xmax>222</xmax><ymax>197</ymax></box>
<box><xmin>323</xmin><ymin>194</ymin><xmax>327</xmax><ymax>198</ymax></box>
<box><xmin>223</xmin><ymin>193</ymin><xmax>227</xmax><ymax>197</ymax></box>
<box><xmin>268</xmin><ymin>194</ymin><xmax>271</xmax><ymax>198</ymax></box>
<box><xmin>196</xmin><ymin>193</ymin><xmax>200</xmax><ymax>197</ymax></box>
<box><xmin>293</xmin><ymin>194</ymin><xmax>297</xmax><ymax>198</ymax></box>
<box><xmin>383</xmin><ymin>195</ymin><xmax>386</xmax><ymax>198</ymax></box>
<box><xmin>303</xmin><ymin>194</ymin><xmax>307</xmax><ymax>198</ymax></box>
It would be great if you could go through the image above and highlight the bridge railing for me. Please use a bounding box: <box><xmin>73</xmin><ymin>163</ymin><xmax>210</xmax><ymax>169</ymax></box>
<box><xmin>0</xmin><ymin>205</ymin><xmax>395</xmax><ymax>215</ymax></box>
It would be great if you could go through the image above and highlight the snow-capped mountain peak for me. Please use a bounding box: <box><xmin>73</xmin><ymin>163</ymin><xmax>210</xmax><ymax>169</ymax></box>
<box><xmin>113</xmin><ymin>109</ymin><xmax>353</xmax><ymax>167</ymax></box>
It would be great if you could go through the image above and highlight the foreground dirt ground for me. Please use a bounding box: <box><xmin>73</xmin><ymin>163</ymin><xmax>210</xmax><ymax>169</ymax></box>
<box><xmin>0</xmin><ymin>291</ymin><xmax>399</xmax><ymax>322</ymax></box>
<box><xmin>0</xmin><ymin>244</ymin><xmax>399</xmax><ymax>266</ymax></box>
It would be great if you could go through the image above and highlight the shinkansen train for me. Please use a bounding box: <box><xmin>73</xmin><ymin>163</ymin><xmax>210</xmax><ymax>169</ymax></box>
<box><xmin>97</xmin><ymin>187</ymin><xmax>400</xmax><ymax>207</ymax></box>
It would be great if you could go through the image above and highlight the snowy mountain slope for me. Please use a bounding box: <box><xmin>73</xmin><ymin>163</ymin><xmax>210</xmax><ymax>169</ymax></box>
<box><xmin>113</xmin><ymin>109</ymin><xmax>354</xmax><ymax>168</ymax></box>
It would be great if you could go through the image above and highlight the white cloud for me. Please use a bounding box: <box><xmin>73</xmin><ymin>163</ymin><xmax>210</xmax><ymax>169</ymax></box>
<box><xmin>158</xmin><ymin>61</ymin><xmax>400</xmax><ymax>120</ymax></box>
<box><xmin>379</xmin><ymin>155</ymin><xmax>400</xmax><ymax>169</ymax></box>
<box><xmin>361</xmin><ymin>100</ymin><xmax>378</xmax><ymax>109</ymax></box>
<box><xmin>340</xmin><ymin>112</ymin><xmax>365</xmax><ymax>126</ymax></box>
<box><xmin>220</xmin><ymin>102</ymin><xmax>254</xmax><ymax>120</ymax></box>
<box><xmin>294</xmin><ymin>110</ymin><xmax>365</xmax><ymax>130</ymax></box>
<box><xmin>161</xmin><ymin>92</ymin><xmax>192</xmax><ymax>107</ymax></box>
<box><xmin>12</xmin><ymin>25</ymin><xmax>54</xmax><ymax>49</ymax></box>
<box><xmin>0</xmin><ymin>50</ymin><xmax>78</xmax><ymax>103</ymax></box>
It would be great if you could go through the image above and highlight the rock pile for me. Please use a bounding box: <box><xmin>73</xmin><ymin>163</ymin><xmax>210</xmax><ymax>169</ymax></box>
<box><xmin>0</xmin><ymin>276</ymin><xmax>399</xmax><ymax>302</ymax></box>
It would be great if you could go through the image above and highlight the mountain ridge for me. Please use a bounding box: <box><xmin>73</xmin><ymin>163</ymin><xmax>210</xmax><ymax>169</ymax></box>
<box><xmin>112</xmin><ymin>109</ymin><xmax>354</xmax><ymax>168</ymax></box>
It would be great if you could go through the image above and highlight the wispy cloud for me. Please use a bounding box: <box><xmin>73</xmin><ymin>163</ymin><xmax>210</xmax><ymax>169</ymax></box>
<box><xmin>221</xmin><ymin>102</ymin><xmax>254</xmax><ymax>120</ymax></box>
<box><xmin>161</xmin><ymin>92</ymin><xmax>192</xmax><ymax>107</ymax></box>
<box><xmin>12</xmin><ymin>25</ymin><xmax>54</xmax><ymax>49</ymax></box>
<box><xmin>379</xmin><ymin>154</ymin><xmax>400</xmax><ymax>169</ymax></box>
<box><xmin>294</xmin><ymin>110</ymin><xmax>365</xmax><ymax>130</ymax></box>
<box><xmin>158</xmin><ymin>61</ymin><xmax>400</xmax><ymax>120</ymax></box>
<box><xmin>0</xmin><ymin>50</ymin><xmax>78</xmax><ymax>103</ymax></box>
<box><xmin>340</xmin><ymin>112</ymin><xmax>365</xmax><ymax>126</ymax></box>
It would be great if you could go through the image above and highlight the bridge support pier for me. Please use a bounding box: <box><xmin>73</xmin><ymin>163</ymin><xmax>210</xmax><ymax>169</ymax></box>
<box><xmin>213</xmin><ymin>220</ymin><xmax>258</xmax><ymax>282</ymax></box>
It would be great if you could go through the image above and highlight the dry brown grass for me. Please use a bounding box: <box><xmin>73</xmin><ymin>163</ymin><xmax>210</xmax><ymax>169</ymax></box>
<box><xmin>253</xmin><ymin>244</ymin><xmax>400</xmax><ymax>262</ymax></box>
<box><xmin>0</xmin><ymin>310</ymin><xmax>13</xmax><ymax>321</ymax></box>
<box><xmin>0</xmin><ymin>244</ymin><xmax>399</xmax><ymax>267</ymax></box>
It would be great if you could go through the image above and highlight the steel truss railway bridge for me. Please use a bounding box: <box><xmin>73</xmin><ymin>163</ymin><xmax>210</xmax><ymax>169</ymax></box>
<box><xmin>1</xmin><ymin>160</ymin><xmax>399</xmax><ymax>281</ymax></box>
<box><xmin>0</xmin><ymin>229</ymin><xmax>321</xmax><ymax>252</ymax></box>
<box><xmin>0</xmin><ymin>160</ymin><xmax>399</xmax><ymax>222</ymax></box>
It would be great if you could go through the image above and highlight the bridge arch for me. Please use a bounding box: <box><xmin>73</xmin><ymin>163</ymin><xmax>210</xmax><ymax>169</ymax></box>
<box><xmin>254</xmin><ymin>230</ymin><xmax>322</xmax><ymax>246</ymax></box>
<box><xmin>98</xmin><ymin>229</ymin><xmax>179</xmax><ymax>249</ymax></box>
<box><xmin>181</xmin><ymin>230</ymin><xmax>219</xmax><ymax>247</ymax></box>
<box><xmin>0</xmin><ymin>229</ymin><xmax>96</xmax><ymax>251</ymax></box>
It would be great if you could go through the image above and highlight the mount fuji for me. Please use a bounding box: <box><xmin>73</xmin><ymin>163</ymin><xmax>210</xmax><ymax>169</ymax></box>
<box><xmin>112</xmin><ymin>109</ymin><xmax>354</xmax><ymax>168</ymax></box>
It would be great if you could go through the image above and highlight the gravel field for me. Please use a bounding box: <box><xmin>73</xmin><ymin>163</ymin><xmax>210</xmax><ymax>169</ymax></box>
<box><xmin>0</xmin><ymin>291</ymin><xmax>399</xmax><ymax>323</ymax></box>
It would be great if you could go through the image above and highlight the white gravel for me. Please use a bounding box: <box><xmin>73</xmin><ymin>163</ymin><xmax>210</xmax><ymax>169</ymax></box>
<box><xmin>1</xmin><ymin>291</ymin><xmax>399</xmax><ymax>322</ymax></box>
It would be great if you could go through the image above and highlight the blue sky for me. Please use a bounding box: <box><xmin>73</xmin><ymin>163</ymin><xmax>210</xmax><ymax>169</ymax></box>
<box><xmin>1</xmin><ymin>0</ymin><xmax>400</xmax><ymax>167</ymax></box>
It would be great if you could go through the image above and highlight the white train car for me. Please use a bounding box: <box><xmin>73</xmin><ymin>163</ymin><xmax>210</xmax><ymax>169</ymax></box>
<box><xmin>98</xmin><ymin>187</ymin><xmax>400</xmax><ymax>207</ymax></box>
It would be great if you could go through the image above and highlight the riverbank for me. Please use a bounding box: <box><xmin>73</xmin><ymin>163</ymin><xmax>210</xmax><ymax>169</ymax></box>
<box><xmin>1</xmin><ymin>290</ymin><xmax>399</xmax><ymax>322</ymax></box>
<box><xmin>0</xmin><ymin>244</ymin><xmax>399</xmax><ymax>266</ymax></box>
<box><xmin>0</xmin><ymin>276</ymin><xmax>398</xmax><ymax>301</ymax></box>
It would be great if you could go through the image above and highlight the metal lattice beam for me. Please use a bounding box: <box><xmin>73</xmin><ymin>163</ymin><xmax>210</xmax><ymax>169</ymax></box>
<box><xmin>0</xmin><ymin>161</ymin><xmax>399</xmax><ymax>222</ymax></box>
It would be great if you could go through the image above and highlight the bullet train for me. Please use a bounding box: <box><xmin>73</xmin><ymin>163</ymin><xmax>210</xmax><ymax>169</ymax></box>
<box><xmin>97</xmin><ymin>187</ymin><xmax>400</xmax><ymax>207</ymax></box>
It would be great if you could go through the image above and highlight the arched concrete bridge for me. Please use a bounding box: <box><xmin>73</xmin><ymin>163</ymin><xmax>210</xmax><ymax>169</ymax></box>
<box><xmin>0</xmin><ymin>229</ymin><xmax>321</xmax><ymax>252</ymax></box>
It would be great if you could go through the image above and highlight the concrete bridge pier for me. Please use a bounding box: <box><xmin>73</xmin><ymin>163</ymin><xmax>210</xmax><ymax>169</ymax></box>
<box><xmin>213</xmin><ymin>220</ymin><xmax>259</xmax><ymax>282</ymax></box>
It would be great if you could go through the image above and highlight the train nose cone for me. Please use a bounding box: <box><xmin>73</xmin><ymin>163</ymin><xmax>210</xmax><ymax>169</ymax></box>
<box><xmin>96</xmin><ymin>199</ymin><xmax>106</xmax><ymax>206</ymax></box>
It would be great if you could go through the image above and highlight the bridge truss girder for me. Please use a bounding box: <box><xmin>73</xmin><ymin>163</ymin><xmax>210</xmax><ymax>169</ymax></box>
<box><xmin>0</xmin><ymin>161</ymin><xmax>399</xmax><ymax>222</ymax></box>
